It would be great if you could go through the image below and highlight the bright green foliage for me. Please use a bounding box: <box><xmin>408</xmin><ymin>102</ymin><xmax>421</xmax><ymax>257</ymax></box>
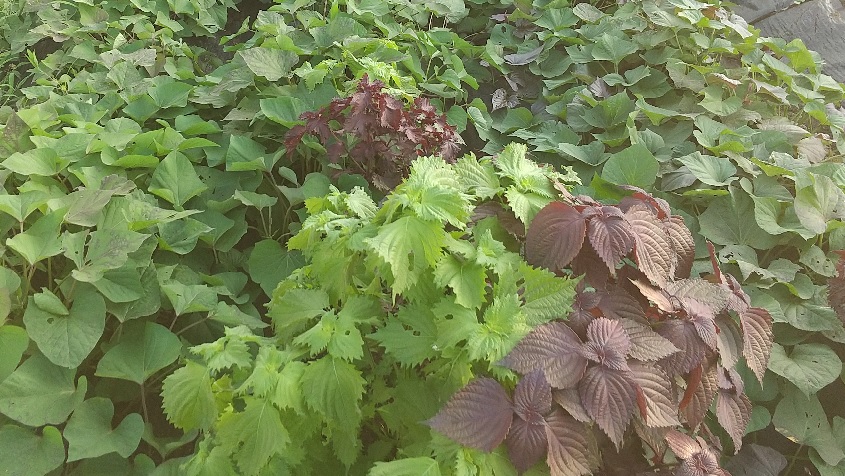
<box><xmin>163</xmin><ymin>146</ymin><xmax>580</xmax><ymax>474</ymax></box>
<box><xmin>0</xmin><ymin>353</ymin><xmax>86</xmax><ymax>427</ymax></box>
<box><xmin>160</xmin><ymin>361</ymin><xmax>218</xmax><ymax>432</ymax></box>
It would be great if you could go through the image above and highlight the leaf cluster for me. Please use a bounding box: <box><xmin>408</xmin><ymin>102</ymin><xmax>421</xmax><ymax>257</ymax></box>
<box><xmin>285</xmin><ymin>74</ymin><xmax>462</xmax><ymax>190</ymax></box>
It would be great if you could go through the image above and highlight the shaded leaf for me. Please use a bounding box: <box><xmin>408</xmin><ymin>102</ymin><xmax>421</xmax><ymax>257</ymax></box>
<box><xmin>96</xmin><ymin>321</ymin><xmax>182</xmax><ymax>384</ymax></box>
<box><xmin>513</xmin><ymin>370</ymin><xmax>552</xmax><ymax>421</ymax></box>
<box><xmin>579</xmin><ymin>366</ymin><xmax>637</xmax><ymax>449</ymax></box>
<box><xmin>506</xmin><ymin>416</ymin><xmax>548</xmax><ymax>473</ymax></box>
<box><xmin>426</xmin><ymin>378</ymin><xmax>513</xmax><ymax>452</ymax></box>
<box><xmin>772</xmin><ymin>387</ymin><xmax>845</xmax><ymax>466</ymax></box>
<box><xmin>724</xmin><ymin>444</ymin><xmax>787</xmax><ymax>476</ymax></box>
<box><xmin>0</xmin><ymin>353</ymin><xmax>87</xmax><ymax>427</ymax></box>
<box><xmin>64</xmin><ymin>397</ymin><xmax>144</xmax><ymax>462</ymax></box>
<box><xmin>499</xmin><ymin>322</ymin><xmax>587</xmax><ymax>389</ymax></box>
<box><xmin>369</xmin><ymin>457</ymin><xmax>441</xmax><ymax>476</ymax></box>
<box><xmin>525</xmin><ymin>202</ymin><xmax>586</xmax><ymax>273</ymax></box>
<box><xmin>665</xmin><ymin>429</ymin><xmax>701</xmax><ymax>459</ymax></box>
<box><xmin>0</xmin><ymin>424</ymin><xmax>65</xmax><ymax>476</ymax></box>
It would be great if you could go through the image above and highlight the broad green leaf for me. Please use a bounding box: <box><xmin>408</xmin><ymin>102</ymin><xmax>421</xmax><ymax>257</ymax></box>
<box><xmin>32</xmin><ymin>289</ymin><xmax>69</xmax><ymax>316</ymax></box>
<box><xmin>148</xmin><ymin>78</ymin><xmax>193</xmax><ymax>109</ymax></box>
<box><xmin>149</xmin><ymin>152</ymin><xmax>208</xmax><ymax>208</ymax></box>
<box><xmin>793</xmin><ymin>173</ymin><xmax>845</xmax><ymax>234</ymax></box>
<box><xmin>161</xmin><ymin>361</ymin><xmax>217</xmax><ymax>431</ymax></box>
<box><xmin>365</xmin><ymin>215</ymin><xmax>446</xmax><ymax>295</ymax></box>
<box><xmin>233</xmin><ymin>190</ymin><xmax>277</xmax><ymax>209</ymax></box>
<box><xmin>768</xmin><ymin>343</ymin><xmax>842</xmax><ymax>396</ymax></box>
<box><xmin>601</xmin><ymin>144</ymin><xmax>659</xmax><ymax>189</ymax></box>
<box><xmin>677</xmin><ymin>152</ymin><xmax>736</xmax><ymax>186</ymax></box>
<box><xmin>226</xmin><ymin>134</ymin><xmax>269</xmax><ymax>172</ymax></box>
<box><xmin>239</xmin><ymin>47</ymin><xmax>298</xmax><ymax>82</ymax></box>
<box><xmin>809</xmin><ymin>417</ymin><xmax>845</xmax><ymax>475</ymax></box>
<box><xmin>158</xmin><ymin>218</ymin><xmax>213</xmax><ymax>255</ymax></box>
<box><xmin>592</xmin><ymin>33</ymin><xmax>639</xmax><ymax>65</ymax></box>
<box><xmin>91</xmin><ymin>267</ymin><xmax>144</xmax><ymax>303</ymax></box>
<box><xmin>699</xmin><ymin>189</ymin><xmax>779</xmax><ymax>249</ymax></box>
<box><xmin>96</xmin><ymin>321</ymin><xmax>182</xmax><ymax>384</ymax></box>
<box><xmin>161</xmin><ymin>282</ymin><xmax>217</xmax><ymax>316</ymax></box>
<box><xmin>64</xmin><ymin>397</ymin><xmax>144</xmax><ymax>462</ymax></box>
<box><xmin>0</xmin><ymin>353</ymin><xmax>87</xmax><ymax>426</ymax></box>
<box><xmin>217</xmin><ymin>397</ymin><xmax>290</xmax><ymax>475</ymax></box>
<box><xmin>260</xmin><ymin>97</ymin><xmax>306</xmax><ymax>127</ymax></box>
<box><xmin>773</xmin><ymin>387</ymin><xmax>844</xmax><ymax>467</ymax></box>
<box><xmin>750</xmin><ymin>196</ymin><xmax>815</xmax><ymax>239</ymax></box>
<box><xmin>248</xmin><ymin>240</ymin><xmax>305</xmax><ymax>296</ymax></box>
<box><xmin>0</xmin><ymin>326</ymin><xmax>28</xmax><ymax>384</ymax></box>
<box><xmin>0</xmin><ymin>191</ymin><xmax>49</xmax><ymax>222</ymax></box>
<box><xmin>2</xmin><ymin>148</ymin><xmax>68</xmax><ymax>176</ymax></box>
<box><xmin>370</xmin><ymin>457</ymin><xmax>441</xmax><ymax>476</ymax></box>
<box><xmin>6</xmin><ymin>211</ymin><xmax>64</xmax><ymax>266</ymax></box>
<box><xmin>0</xmin><ymin>425</ymin><xmax>65</xmax><ymax>476</ymax></box>
<box><xmin>109</xmin><ymin>265</ymin><xmax>162</xmax><ymax>322</ymax></box>
<box><xmin>23</xmin><ymin>289</ymin><xmax>106</xmax><ymax>369</ymax></box>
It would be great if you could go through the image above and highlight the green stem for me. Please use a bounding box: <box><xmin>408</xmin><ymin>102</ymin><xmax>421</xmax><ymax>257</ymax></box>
<box><xmin>784</xmin><ymin>444</ymin><xmax>804</xmax><ymax>475</ymax></box>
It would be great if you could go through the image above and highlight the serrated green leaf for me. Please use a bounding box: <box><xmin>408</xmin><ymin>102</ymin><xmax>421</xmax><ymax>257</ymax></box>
<box><xmin>96</xmin><ymin>321</ymin><xmax>182</xmax><ymax>384</ymax></box>
<box><xmin>217</xmin><ymin>397</ymin><xmax>290</xmax><ymax>476</ymax></box>
<box><xmin>161</xmin><ymin>361</ymin><xmax>217</xmax><ymax>431</ymax></box>
<box><xmin>454</xmin><ymin>156</ymin><xmax>500</xmax><ymax>199</ymax></box>
<box><xmin>268</xmin><ymin>288</ymin><xmax>329</xmax><ymax>331</ymax></box>
<box><xmin>370</xmin><ymin>303</ymin><xmax>437</xmax><ymax>368</ymax></box>
<box><xmin>0</xmin><ymin>353</ymin><xmax>87</xmax><ymax>426</ymax></box>
<box><xmin>365</xmin><ymin>215</ymin><xmax>446</xmax><ymax>295</ymax></box>
<box><xmin>434</xmin><ymin>254</ymin><xmax>486</xmax><ymax>310</ymax></box>
<box><xmin>149</xmin><ymin>152</ymin><xmax>208</xmax><ymax>209</ymax></box>
<box><xmin>300</xmin><ymin>355</ymin><xmax>365</xmax><ymax>425</ymax></box>
<box><xmin>6</xmin><ymin>211</ymin><xmax>64</xmax><ymax>266</ymax></box>
<box><xmin>23</xmin><ymin>289</ymin><xmax>106</xmax><ymax>369</ymax></box>
<box><xmin>369</xmin><ymin>457</ymin><xmax>441</xmax><ymax>476</ymax></box>
<box><xmin>64</xmin><ymin>397</ymin><xmax>144</xmax><ymax>462</ymax></box>
<box><xmin>0</xmin><ymin>424</ymin><xmax>65</xmax><ymax>476</ymax></box>
<box><xmin>520</xmin><ymin>263</ymin><xmax>577</xmax><ymax>325</ymax></box>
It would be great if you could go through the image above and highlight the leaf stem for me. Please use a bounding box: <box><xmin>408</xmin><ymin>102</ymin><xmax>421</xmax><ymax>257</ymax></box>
<box><xmin>784</xmin><ymin>444</ymin><xmax>804</xmax><ymax>475</ymax></box>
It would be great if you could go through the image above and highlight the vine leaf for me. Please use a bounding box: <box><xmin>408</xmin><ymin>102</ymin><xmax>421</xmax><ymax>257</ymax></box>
<box><xmin>578</xmin><ymin>366</ymin><xmax>637</xmax><ymax>449</ymax></box>
<box><xmin>499</xmin><ymin>322</ymin><xmax>587</xmax><ymax>389</ymax></box>
<box><xmin>626</xmin><ymin>206</ymin><xmax>676</xmax><ymax>286</ymax></box>
<box><xmin>545</xmin><ymin>409</ymin><xmax>596</xmax><ymax>476</ymax></box>
<box><xmin>425</xmin><ymin>378</ymin><xmax>512</xmax><ymax>452</ymax></box>
<box><xmin>739</xmin><ymin>307</ymin><xmax>773</xmax><ymax>384</ymax></box>
<box><xmin>525</xmin><ymin>202</ymin><xmax>587</xmax><ymax>273</ymax></box>
<box><xmin>585</xmin><ymin>206</ymin><xmax>634</xmax><ymax>274</ymax></box>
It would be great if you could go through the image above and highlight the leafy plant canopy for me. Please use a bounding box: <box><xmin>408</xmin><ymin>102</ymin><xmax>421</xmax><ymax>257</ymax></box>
<box><xmin>0</xmin><ymin>0</ymin><xmax>843</xmax><ymax>474</ymax></box>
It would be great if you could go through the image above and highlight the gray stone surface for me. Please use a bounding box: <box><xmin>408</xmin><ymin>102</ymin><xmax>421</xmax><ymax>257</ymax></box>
<box><xmin>732</xmin><ymin>0</ymin><xmax>845</xmax><ymax>82</ymax></box>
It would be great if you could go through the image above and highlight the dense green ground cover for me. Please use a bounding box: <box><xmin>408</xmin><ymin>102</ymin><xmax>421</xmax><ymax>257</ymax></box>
<box><xmin>0</xmin><ymin>0</ymin><xmax>844</xmax><ymax>474</ymax></box>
